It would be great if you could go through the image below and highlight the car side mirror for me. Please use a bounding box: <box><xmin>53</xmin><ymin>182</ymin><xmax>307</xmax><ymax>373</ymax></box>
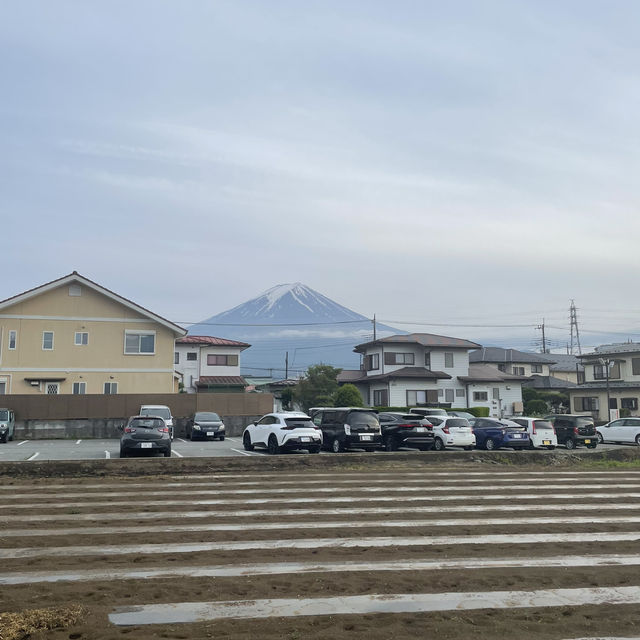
<box><xmin>253</xmin><ymin>421</ymin><xmax>258</xmax><ymax>426</ymax></box>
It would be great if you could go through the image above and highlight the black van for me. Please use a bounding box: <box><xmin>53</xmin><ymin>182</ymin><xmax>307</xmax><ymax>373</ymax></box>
<box><xmin>310</xmin><ymin>408</ymin><xmax>383</xmax><ymax>453</ymax></box>
<box><xmin>545</xmin><ymin>414</ymin><xmax>598</xmax><ymax>450</ymax></box>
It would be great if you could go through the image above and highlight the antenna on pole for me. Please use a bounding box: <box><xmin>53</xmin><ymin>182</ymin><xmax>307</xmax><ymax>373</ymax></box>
<box><xmin>569</xmin><ymin>300</ymin><xmax>582</xmax><ymax>355</ymax></box>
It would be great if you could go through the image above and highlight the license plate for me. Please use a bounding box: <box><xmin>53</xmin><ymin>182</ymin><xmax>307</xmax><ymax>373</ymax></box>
<box><xmin>140</xmin><ymin>442</ymin><xmax>152</xmax><ymax>448</ymax></box>
<box><xmin>512</xmin><ymin>434</ymin><xmax>522</xmax><ymax>438</ymax></box>
<box><xmin>416</xmin><ymin>427</ymin><xmax>426</xmax><ymax>432</ymax></box>
<box><xmin>300</xmin><ymin>437</ymin><xmax>311</xmax><ymax>442</ymax></box>
<box><xmin>206</xmin><ymin>432</ymin><xmax>215</xmax><ymax>436</ymax></box>
<box><xmin>584</xmin><ymin>439</ymin><xmax>591</xmax><ymax>444</ymax></box>
<box><xmin>543</xmin><ymin>440</ymin><xmax>551</xmax><ymax>445</ymax></box>
<box><xmin>360</xmin><ymin>434</ymin><xmax>372</xmax><ymax>441</ymax></box>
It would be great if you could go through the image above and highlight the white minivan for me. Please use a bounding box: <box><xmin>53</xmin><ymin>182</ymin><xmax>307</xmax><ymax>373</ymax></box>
<box><xmin>426</xmin><ymin>416</ymin><xmax>475</xmax><ymax>451</ymax></box>
<box><xmin>139</xmin><ymin>405</ymin><xmax>174</xmax><ymax>440</ymax></box>
<box><xmin>512</xmin><ymin>417</ymin><xmax>557</xmax><ymax>449</ymax></box>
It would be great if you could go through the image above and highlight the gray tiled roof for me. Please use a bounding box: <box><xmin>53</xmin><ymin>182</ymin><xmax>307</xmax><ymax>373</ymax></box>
<box><xmin>354</xmin><ymin>333</ymin><xmax>481</xmax><ymax>353</ymax></box>
<box><xmin>469</xmin><ymin>347</ymin><xmax>555</xmax><ymax>365</ymax></box>
<box><xmin>572</xmin><ymin>381</ymin><xmax>640</xmax><ymax>390</ymax></box>
<box><xmin>345</xmin><ymin>366</ymin><xmax>452</xmax><ymax>383</ymax></box>
<box><xmin>580</xmin><ymin>342</ymin><xmax>640</xmax><ymax>358</ymax></box>
<box><xmin>539</xmin><ymin>353</ymin><xmax>583</xmax><ymax>372</ymax></box>
<box><xmin>458</xmin><ymin>364</ymin><xmax>528</xmax><ymax>383</ymax></box>
<box><xmin>523</xmin><ymin>375</ymin><xmax>578</xmax><ymax>389</ymax></box>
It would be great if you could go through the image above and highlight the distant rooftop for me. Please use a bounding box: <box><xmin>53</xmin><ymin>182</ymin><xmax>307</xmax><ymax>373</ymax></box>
<box><xmin>178</xmin><ymin>335</ymin><xmax>250</xmax><ymax>349</ymax></box>
<box><xmin>355</xmin><ymin>333</ymin><xmax>480</xmax><ymax>353</ymax></box>
<box><xmin>470</xmin><ymin>347</ymin><xmax>554</xmax><ymax>365</ymax></box>
<box><xmin>580</xmin><ymin>342</ymin><xmax>640</xmax><ymax>358</ymax></box>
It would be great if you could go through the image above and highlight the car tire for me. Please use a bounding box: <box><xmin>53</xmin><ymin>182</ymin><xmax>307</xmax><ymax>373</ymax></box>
<box><xmin>635</xmin><ymin>434</ymin><xmax>640</xmax><ymax>446</ymax></box>
<box><xmin>0</xmin><ymin>434</ymin><xmax>6</xmax><ymax>444</ymax></box>
<box><xmin>243</xmin><ymin>432</ymin><xmax>254</xmax><ymax>451</ymax></box>
<box><xmin>463</xmin><ymin>445</ymin><xmax>473</xmax><ymax>451</ymax></box>
<box><xmin>485</xmin><ymin>438</ymin><xmax>496</xmax><ymax>451</ymax></box>
<box><xmin>547</xmin><ymin>445</ymin><xmax>556</xmax><ymax>450</ymax></box>
<box><xmin>565</xmin><ymin>438</ymin><xmax>576</xmax><ymax>450</ymax></box>
<box><xmin>331</xmin><ymin>437</ymin><xmax>344</xmax><ymax>453</ymax></box>
<box><xmin>309</xmin><ymin>446</ymin><xmax>321</xmax><ymax>454</ymax></box>
<box><xmin>119</xmin><ymin>448</ymin><xmax>127</xmax><ymax>458</ymax></box>
<box><xmin>596</xmin><ymin>432</ymin><xmax>604</xmax><ymax>444</ymax></box>
<box><xmin>267</xmin><ymin>435</ymin><xmax>281</xmax><ymax>455</ymax></box>
<box><xmin>219</xmin><ymin>435</ymin><xmax>225</xmax><ymax>441</ymax></box>
<box><xmin>433</xmin><ymin>437</ymin><xmax>445</xmax><ymax>451</ymax></box>
<box><xmin>384</xmin><ymin>436</ymin><xmax>398</xmax><ymax>452</ymax></box>
<box><xmin>587</xmin><ymin>443</ymin><xmax>598</xmax><ymax>449</ymax></box>
<box><xmin>164</xmin><ymin>448</ymin><xmax>171</xmax><ymax>457</ymax></box>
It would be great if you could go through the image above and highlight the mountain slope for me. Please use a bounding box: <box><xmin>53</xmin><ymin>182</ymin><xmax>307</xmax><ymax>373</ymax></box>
<box><xmin>188</xmin><ymin>284</ymin><xmax>401</xmax><ymax>376</ymax></box>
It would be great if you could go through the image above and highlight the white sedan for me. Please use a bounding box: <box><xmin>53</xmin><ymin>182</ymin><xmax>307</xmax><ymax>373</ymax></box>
<box><xmin>597</xmin><ymin>418</ymin><xmax>640</xmax><ymax>445</ymax></box>
<box><xmin>242</xmin><ymin>412</ymin><xmax>322</xmax><ymax>454</ymax></box>
<box><xmin>512</xmin><ymin>417</ymin><xmax>557</xmax><ymax>449</ymax></box>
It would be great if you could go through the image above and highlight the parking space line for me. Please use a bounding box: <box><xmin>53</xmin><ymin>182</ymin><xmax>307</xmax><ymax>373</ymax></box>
<box><xmin>231</xmin><ymin>448</ymin><xmax>256</xmax><ymax>456</ymax></box>
<box><xmin>177</xmin><ymin>438</ymin><xmax>187</xmax><ymax>443</ymax></box>
<box><xmin>172</xmin><ymin>450</ymin><xmax>184</xmax><ymax>458</ymax></box>
<box><xmin>75</xmin><ymin>440</ymin><xmax>82</xmax><ymax>444</ymax></box>
<box><xmin>105</xmin><ymin>451</ymin><xmax>110</xmax><ymax>459</ymax></box>
<box><xmin>17</xmin><ymin>440</ymin><xmax>28</xmax><ymax>446</ymax></box>
<box><xmin>27</xmin><ymin>453</ymin><xmax>39</xmax><ymax>461</ymax></box>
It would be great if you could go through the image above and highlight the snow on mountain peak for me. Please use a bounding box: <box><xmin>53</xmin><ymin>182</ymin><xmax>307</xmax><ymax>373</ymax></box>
<box><xmin>261</xmin><ymin>283</ymin><xmax>309</xmax><ymax>311</ymax></box>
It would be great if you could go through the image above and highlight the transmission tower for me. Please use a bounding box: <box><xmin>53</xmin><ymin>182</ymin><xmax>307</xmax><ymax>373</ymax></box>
<box><xmin>569</xmin><ymin>300</ymin><xmax>582</xmax><ymax>355</ymax></box>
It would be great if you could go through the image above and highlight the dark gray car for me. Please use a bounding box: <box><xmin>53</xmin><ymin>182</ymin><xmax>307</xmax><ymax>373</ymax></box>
<box><xmin>185</xmin><ymin>412</ymin><xmax>226</xmax><ymax>441</ymax></box>
<box><xmin>120</xmin><ymin>415</ymin><xmax>171</xmax><ymax>458</ymax></box>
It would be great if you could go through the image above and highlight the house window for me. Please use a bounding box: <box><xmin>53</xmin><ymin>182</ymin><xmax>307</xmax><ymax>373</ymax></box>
<box><xmin>68</xmin><ymin>285</ymin><xmax>82</xmax><ymax>296</ymax></box>
<box><xmin>174</xmin><ymin>352</ymin><xmax>179</xmax><ymax>364</ymax></box>
<box><xmin>0</xmin><ymin>380</ymin><xmax>6</xmax><ymax>394</ymax></box>
<box><xmin>124</xmin><ymin>331</ymin><xmax>155</xmax><ymax>354</ymax></box>
<box><xmin>424</xmin><ymin>352</ymin><xmax>431</xmax><ymax>369</ymax></box>
<box><xmin>407</xmin><ymin>390</ymin><xmax>426</xmax><ymax>406</ymax></box>
<box><xmin>373</xmin><ymin>389</ymin><xmax>388</xmax><ymax>406</ymax></box>
<box><xmin>42</xmin><ymin>331</ymin><xmax>54</xmax><ymax>350</ymax></box>
<box><xmin>610</xmin><ymin>362</ymin><xmax>621</xmax><ymax>379</ymax></box>
<box><xmin>531</xmin><ymin>364</ymin><xmax>542</xmax><ymax>373</ymax></box>
<box><xmin>492</xmin><ymin>387</ymin><xmax>500</xmax><ymax>400</ymax></box>
<box><xmin>437</xmin><ymin>389</ymin><xmax>444</xmax><ymax>397</ymax></box>
<box><xmin>497</xmin><ymin>364</ymin><xmax>507</xmax><ymax>372</ymax></box>
<box><xmin>365</xmin><ymin>354</ymin><xmax>379</xmax><ymax>371</ymax></box>
<box><xmin>72</xmin><ymin>382</ymin><xmax>86</xmax><ymax>394</ymax></box>
<box><xmin>445</xmin><ymin>389</ymin><xmax>454</xmax><ymax>403</ymax></box>
<box><xmin>633</xmin><ymin>358</ymin><xmax>640</xmax><ymax>375</ymax></box>
<box><xmin>74</xmin><ymin>332</ymin><xmax>89</xmax><ymax>346</ymax></box>
<box><xmin>456</xmin><ymin>388</ymin><xmax>465</xmax><ymax>397</ymax></box>
<box><xmin>473</xmin><ymin>391</ymin><xmax>488</xmax><ymax>402</ymax></box>
<box><xmin>207</xmin><ymin>354</ymin><xmax>239</xmax><ymax>366</ymax></box>
<box><xmin>444</xmin><ymin>352</ymin><xmax>454</xmax><ymax>368</ymax></box>
<box><xmin>8</xmin><ymin>330</ymin><xmax>16</xmax><ymax>350</ymax></box>
<box><xmin>46</xmin><ymin>383</ymin><xmax>59</xmax><ymax>394</ymax></box>
<box><xmin>622</xmin><ymin>398</ymin><xmax>638</xmax><ymax>410</ymax></box>
<box><xmin>384</xmin><ymin>352</ymin><xmax>415</xmax><ymax>366</ymax></box>
<box><xmin>187</xmin><ymin>352</ymin><xmax>198</xmax><ymax>361</ymax></box>
<box><xmin>104</xmin><ymin>382</ymin><xmax>118</xmax><ymax>394</ymax></box>
<box><xmin>577</xmin><ymin>371</ymin><xmax>586</xmax><ymax>384</ymax></box>
<box><xmin>575</xmin><ymin>396</ymin><xmax>599</xmax><ymax>411</ymax></box>
<box><xmin>513</xmin><ymin>366</ymin><xmax>525</xmax><ymax>376</ymax></box>
<box><xmin>593</xmin><ymin>364</ymin><xmax>606</xmax><ymax>380</ymax></box>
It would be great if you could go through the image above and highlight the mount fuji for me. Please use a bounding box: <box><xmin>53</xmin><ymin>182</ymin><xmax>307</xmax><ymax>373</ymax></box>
<box><xmin>187</xmin><ymin>283</ymin><xmax>402</xmax><ymax>377</ymax></box>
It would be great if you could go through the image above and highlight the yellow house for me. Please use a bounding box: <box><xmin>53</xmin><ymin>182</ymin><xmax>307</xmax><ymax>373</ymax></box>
<box><xmin>0</xmin><ymin>272</ymin><xmax>186</xmax><ymax>395</ymax></box>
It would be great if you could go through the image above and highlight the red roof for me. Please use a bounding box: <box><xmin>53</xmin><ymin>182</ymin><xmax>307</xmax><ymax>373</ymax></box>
<box><xmin>177</xmin><ymin>335</ymin><xmax>250</xmax><ymax>348</ymax></box>
<box><xmin>195</xmin><ymin>376</ymin><xmax>247</xmax><ymax>386</ymax></box>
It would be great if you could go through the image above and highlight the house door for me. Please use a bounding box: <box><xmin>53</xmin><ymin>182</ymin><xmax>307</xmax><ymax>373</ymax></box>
<box><xmin>46</xmin><ymin>383</ymin><xmax>59</xmax><ymax>395</ymax></box>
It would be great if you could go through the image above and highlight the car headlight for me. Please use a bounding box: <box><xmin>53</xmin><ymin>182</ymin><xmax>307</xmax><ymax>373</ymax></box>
<box><xmin>344</xmin><ymin>425</ymin><xmax>351</xmax><ymax>435</ymax></box>
<box><xmin>0</xmin><ymin>426</ymin><xmax>6</xmax><ymax>431</ymax></box>
<box><xmin>193</xmin><ymin>425</ymin><xmax>201</xmax><ymax>430</ymax></box>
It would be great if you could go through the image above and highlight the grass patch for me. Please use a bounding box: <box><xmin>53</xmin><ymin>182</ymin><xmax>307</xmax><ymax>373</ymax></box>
<box><xmin>579</xmin><ymin>458</ymin><xmax>640</xmax><ymax>469</ymax></box>
<box><xmin>0</xmin><ymin>604</ymin><xmax>87</xmax><ymax>640</ymax></box>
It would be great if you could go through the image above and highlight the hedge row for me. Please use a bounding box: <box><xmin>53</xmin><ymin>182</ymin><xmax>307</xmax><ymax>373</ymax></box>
<box><xmin>372</xmin><ymin>406</ymin><xmax>490</xmax><ymax>417</ymax></box>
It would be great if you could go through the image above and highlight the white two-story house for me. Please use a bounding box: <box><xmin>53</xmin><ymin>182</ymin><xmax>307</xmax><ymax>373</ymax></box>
<box><xmin>569</xmin><ymin>343</ymin><xmax>640</xmax><ymax>421</ymax></box>
<box><xmin>338</xmin><ymin>333</ymin><xmax>525</xmax><ymax>417</ymax></box>
<box><xmin>175</xmin><ymin>335</ymin><xmax>250</xmax><ymax>393</ymax></box>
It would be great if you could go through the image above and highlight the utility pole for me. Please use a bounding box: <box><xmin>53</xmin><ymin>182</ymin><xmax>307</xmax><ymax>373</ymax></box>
<box><xmin>569</xmin><ymin>300</ymin><xmax>582</xmax><ymax>355</ymax></box>
<box><xmin>285</xmin><ymin>352</ymin><xmax>289</xmax><ymax>379</ymax></box>
<box><xmin>536</xmin><ymin>319</ymin><xmax>547</xmax><ymax>353</ymax></box>
<box><xmin>372</xmin><ymin>314</ymin><xmax>377</xmax><ymax>341</ymax></box>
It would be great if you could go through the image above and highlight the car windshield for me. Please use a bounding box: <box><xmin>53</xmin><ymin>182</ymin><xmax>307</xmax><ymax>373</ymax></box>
<box><xmin>140</xmin><ymin>407</ymin><xmax>171</xmax><ymax>419</ymax></box>
<box><xmin>284</xmin><ymin>418</ymin><xmax>314</xmax><ymax>429</ymax></box>
<box><xmin>348</xmin><ymin>412</ymin><xmax>379</xmax><ymax>427</ymax></box>
<box><xmin>0</xmin><ymin>410</ymin><xmax>8</xmax><ymax>421</ymax></box>
<box><xmin>533</xmin><ymin>420</ymin><xmax>554</xmax><ymax>430</ymax></box>
<box><xmin>131</xmin><ymin>418</ymin><xmax>164</xmax><ymax>429</ymax></box>
<box><xmin>447</xmin><ymin>418</ymin><xmax>469</xmax><ymax>428</ymax></box>
<box><xmin>195</xmin><ymin>412</ymin><xmax>220</xmax><ymax>421</ymax></box>
<box><xmin>577</xmin><ymin>417</ymin><xmax>594</xmax><ymax>427</ymax></box>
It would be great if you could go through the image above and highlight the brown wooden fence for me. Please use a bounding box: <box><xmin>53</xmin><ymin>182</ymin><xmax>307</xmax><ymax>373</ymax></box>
<box><xmin>2</xmin><ymin>393</ymin><xmax>273</xmax><ymax>420</ymax></box>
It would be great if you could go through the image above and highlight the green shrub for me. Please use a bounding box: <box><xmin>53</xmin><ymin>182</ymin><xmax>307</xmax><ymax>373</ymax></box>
<box><xmin>333</xmin><ymin>384</ymin><xmax>363</xmax><ymax>407</ymax></box>
<box><xmin>524</xmin><ymin>399</ymin><xmax>548</xmax><ymax>415</ymax></box>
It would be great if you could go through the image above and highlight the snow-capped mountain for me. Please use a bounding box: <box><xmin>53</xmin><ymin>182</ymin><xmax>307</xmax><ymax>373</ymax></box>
<box><xmin>187</xmin><ymin>283</ymin><xmax>401</xmax><ymax>376</ymax></box>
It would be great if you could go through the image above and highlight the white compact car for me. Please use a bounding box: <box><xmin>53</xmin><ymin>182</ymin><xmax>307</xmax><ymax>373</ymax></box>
<box><xmin>243</xmin><ymin>412</ymin><xmax>322</xmax><ymax>455</ymax></box>
<box><xmin>139</xmin><ymin>404</ymin><xmax>174</xmax><ymax>440</ymax></box>
<box><xmin>512</xmin><ymin>417</ymin><xmax>558</xmax><ymax>449</ymax></box>
<box><xmin>597</xmin><ymin>417</ymin><xmax>640</xmax><ymax>445</ymax></box>
<box><xmin>426</xmin><ymin>416</ymin><xmax>476</xmax><ymax>451</ymax></box>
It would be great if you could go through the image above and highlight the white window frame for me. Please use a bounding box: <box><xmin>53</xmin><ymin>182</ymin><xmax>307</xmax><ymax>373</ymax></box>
<box><xmin>124</xmin><ymin>330</ymin><xmax>156</xmax><ymax>355</ymax></box>
<box><xmin>74</xmin><ymin>332</ymin><xmax>89</xmax><ymax>346</ymax></box>
<box><xmin>444</xmin><ymin>352</ymin><xmax>454</xmax><ymax>368</ymax></box>
<box><xmin>8</xmin><ymin>330</ymin><xmax>17</xmax><ymax>350</ymax></box>
<box><xmin>42</xmin><ymin>331</ymin><xmax>54</xmax><ymax>351</ymax></box>
<box><xmin>72</xmin><ymin>381</ymin><xmax>86</xmax><ymax>395</ymax></box>
<box><xmin>473</xmin><ymin>391</ymin><xmax>489</xmax><ymax>402</ymax></box>
<box><xmin>104</xmin><ymin>382</ymin><xmax>118</xmax><ymax>394</ymax></box>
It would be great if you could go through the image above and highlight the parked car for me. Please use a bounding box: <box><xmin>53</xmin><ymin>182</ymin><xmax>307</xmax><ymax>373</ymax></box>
<box><xmin>377</xmin><ymin>412</ymin><xmax>435</xmax><ymax>451</ymax></box>
<box><xmin>139</xmin><ymin>404</ymin><xmax>174</xmax><ymax>440</ymax></box>
<box><xmin>424</xmin><ymin>416</ymin><xmax>475</xmax><ymax>451</ymax></box>
<box><xmin>468</xmin><ymin>417</ymin><xmax>531</xmax><ymax>450</ymax></box>
<box><xmin>545</xmin><ymin>414</ymin><xmax>598</xmax><ymax>449</ymax></box>
<box><xmin>243</xmin><ymin>412</ymin><xmax>322</xmax><ymax>454</ymax></box>
<box><xmin>511</xmin><ymin>417</ymin><xmax>557</xmax><ymax>449</ymax></box>
<box><xmin>0</xmin><ymin>408</ymin><xmax>15</xmax><ymax>443</ymax></box>
<box><xmin>186</xmin><ymin>412</ymin><xmax>226</xmax><ymax>441</ymax></box>
<box><xmin>596</xmin><ymin>417</ymin><xmax>640</xmax><ymax>445</ymax></box>
<box><xmin>447</xmin><ymin>410</ymin><xmax>476</xmax><ymax>420</ymax></box>
<box><xmin>409</xmin><ymin>407</ymin><xmax>448</xmax><ymax>418</ymax></box>
<box><xmin>120</xmin><ymin>415</ymin><xmax>171</xmax><ymax>458</ymax></box>
<box><xmin>310</xmin><ymin>407</ymin><xmax>382</xmax><ymax>453</ymax></box>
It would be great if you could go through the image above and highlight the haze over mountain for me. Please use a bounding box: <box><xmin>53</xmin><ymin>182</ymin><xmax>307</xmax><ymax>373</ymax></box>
<box><xmin>187</xmin><ymin>284</ymin><xmax>401</xmax><ymax>377</ymax></box>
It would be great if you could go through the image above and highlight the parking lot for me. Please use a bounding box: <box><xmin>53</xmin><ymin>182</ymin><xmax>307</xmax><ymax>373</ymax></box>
<box><xmin>0</xmin><ymin>437</ymin><xmax>629</xmax><ymax>462</ymax></box>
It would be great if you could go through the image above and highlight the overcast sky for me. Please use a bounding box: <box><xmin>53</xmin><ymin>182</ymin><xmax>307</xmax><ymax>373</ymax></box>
<box><xmin>2</xmin><ymin>1</ymin><xmax>640</xmax><ymax>353</ymax></box>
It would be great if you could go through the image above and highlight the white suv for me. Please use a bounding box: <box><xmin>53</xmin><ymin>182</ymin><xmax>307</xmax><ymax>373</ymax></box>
<box><xmin>243</xmin><ymin>412</ymin><xmax>322</xmax><ymax>455</ymax></box>
<box><xmin>426</xmin><ymin>416</ymin><xmax>476</xmax><ymax>451</ymax></box>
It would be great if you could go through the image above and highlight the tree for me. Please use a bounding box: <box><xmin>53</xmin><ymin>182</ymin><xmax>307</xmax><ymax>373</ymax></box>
<box><xmin>293</xmin><ymin>364</ymin><xmax>342</xmax><ymax>411</ymax></box>
<box><xmin>333</xmin><ymin>384</ymin><xmax>363</xmax><ymax>407</ymax></box>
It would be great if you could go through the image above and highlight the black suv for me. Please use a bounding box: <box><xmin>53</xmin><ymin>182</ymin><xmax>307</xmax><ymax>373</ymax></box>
<box><xmin>310</xmin><ymin>408</ymin><xmax>383</xmax><ymax>453</ymax></box>
<box><xmin>545</xmin><ymin>414</ymin><xmax>598</xmax><ymax>450</ymax></box>
<box><xmin>378</xmin><ymin>412</ymin><xmax>435</xmax><ymax>451</ymax></box>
